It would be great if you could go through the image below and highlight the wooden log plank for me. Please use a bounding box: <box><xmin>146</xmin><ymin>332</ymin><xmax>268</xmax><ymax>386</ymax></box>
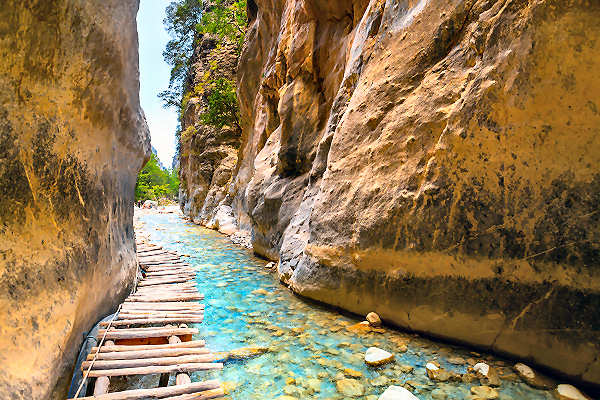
<box><xmin>117</xmin><ymin>314</ymin><xmax>203</xmax><ymax>320</ymax></box>
<box><xmin>91</xmin><ymin>340</ymin><xmax>205</xmax><ymax>353</ymax></box>
<box><xmin>138</xmin><ymin>259</ymin><xmax>183</xmax><ymax>265</ymax></box>
<box><xmin>97</xmin><ymin>327</ymin><xmax>198</xmax><ymax>340</ymax></box>
<box><xmin>138</xmin><ymin>278</ymin><xmax>191</xmax><ymax>287</ymax></box>
<box><xmin>161</xmin><ymin>388</ymin><xmax>225</xmax><ymax>400</ymax></box>
<box><xmin>120</xmin><ymin>309</ymin><xmax>203</xmax><ymax>315</ymax></box>
<box><xmin>68</xmin><ymin>379</ymin><xmax>221</xmax><ymax>400</ymax></box>
<box><xmin>121</xmin><ymin>301</ymin><xmax>204</xmax><ymax>312</ymax></box>
<box><xmin>100</xmin><ymin>317</ymin><xmax>203</xmax><ymax>326</ymax></box>
<box><xmin>82</xmin><ymin>354</ymin><xmax>215</xmax><ymax>370</ymax></box>
<box><xmin>126</xmin><ymin>296</ymin><xmax>203</xmax><ymax>303</ymax></box>
<box><xmin>145</xmin><ymin>270</ymin><xmax>196</xmax><ymax>277</ymax></box>
<box><xmin>86</xmin><ymin>362</ymin><xmax>223</xmax><ymax>377</ymax></box>
<box><xmin>87</xmin><ymin>347</ymin><xmax>210</xmax><ymax>361</ymax></box>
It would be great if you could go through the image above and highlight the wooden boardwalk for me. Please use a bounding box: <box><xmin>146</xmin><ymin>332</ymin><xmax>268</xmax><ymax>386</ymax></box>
<box><xmin>68</xmin><ymin>239</ymin><xmax>224</xmax><ymax>400</ymax></box>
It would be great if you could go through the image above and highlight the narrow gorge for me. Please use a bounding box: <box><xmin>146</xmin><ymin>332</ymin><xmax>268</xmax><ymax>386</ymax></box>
<box><xmin>178</xmin><ymin>0</ymin><xmax>600</xmax><ymax>388</ymax></box>
<box><xmin>0</xmin><ymin>0</ymin><xmax>598</xmax><ymax>399</ymax></box>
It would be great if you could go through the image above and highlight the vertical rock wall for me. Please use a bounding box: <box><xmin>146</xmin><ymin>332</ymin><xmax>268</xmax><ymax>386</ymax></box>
<box><xmin>180</xmin><ymin>0</ymin><xmax>600</xmax><ymax>385</ymax></box>
<box><xmin>0</xmin><ymin>1</ymin><xmax>150</xmax><ymax>398</ymax></box>
<box><xmin>178</xmin><ymin>32</ymin><xmax>242</xmax><ymax>234</ymax></box>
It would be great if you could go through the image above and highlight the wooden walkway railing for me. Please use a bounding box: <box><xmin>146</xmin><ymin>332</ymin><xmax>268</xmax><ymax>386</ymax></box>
<box><xmin>68</xmin><ymin>239</ymin><xmax>224</xmax><ymax>400</ymax></box>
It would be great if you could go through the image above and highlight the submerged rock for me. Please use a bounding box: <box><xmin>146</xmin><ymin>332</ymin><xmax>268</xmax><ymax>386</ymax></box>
<box><xmin>378</xmin><ymin>385</ymin><xmax>420</xmax><ymax>400</ymax></box>
<box><xmin>426</xmin><ymin>362</ymin><xmax>459</xmax><ymax>382</ymax></box>
<box><xmin>228</xmin><ymin>346</ymin><xmax>269</xmax><ymax>360</ymax></box>
<box><xmin>470</xmin><ymin>385</ymin><xmax>499</xmax><ymax>399</ymax></box>
<box><xmin>336</xmin><ymin>378</ymin><xmax>365</xmax><ymax>397</ymax></box>
<box><xmin>365</xmin><ymin>347</ymin><xmax>395</xmax><ymax>366</ymax></box>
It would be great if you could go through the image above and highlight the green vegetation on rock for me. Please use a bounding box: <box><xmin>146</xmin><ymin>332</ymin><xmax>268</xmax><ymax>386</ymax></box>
<box><xmin>135</xmin><ymin>153</ymin><xmax>179</xmax><ymax>202</ymax></box>
<box><xmin>160</xmin><ymin>0</ymin><xmax>246</xmax><ymax>144</ymax></box>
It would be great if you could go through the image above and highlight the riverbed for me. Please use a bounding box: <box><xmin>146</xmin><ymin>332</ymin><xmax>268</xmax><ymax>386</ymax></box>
<box><xmin>136</xmin><ymin>211</ymin><xmax>555</xmax><ymax>399</ymax></box>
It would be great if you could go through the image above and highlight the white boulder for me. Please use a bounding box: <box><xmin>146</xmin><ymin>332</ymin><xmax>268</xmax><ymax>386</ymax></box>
<box><xmin>365</xmin><ymin>347</ymin><xmax>394</xmax><ymax>366</ymax></box>
<box><xmin>378</xmin><ymin>385</ymin><xmax>420</xmax><ymax>400</ymax></box>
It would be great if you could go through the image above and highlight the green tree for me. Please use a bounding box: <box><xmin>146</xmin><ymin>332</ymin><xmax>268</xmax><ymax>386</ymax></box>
<box><xmin>159</xmin><ymin>0</ymin><xmax>203</xmax><ymax>110</ymax></box>
<box><xmin>200</xmin><ymin>78</ymin><xmax>240</xmax><ymax>129</ymax></box>
<box><xmin>135</xmin><ymin>154</ymin><xmax>180</xmax><ymax>202</ymax></box>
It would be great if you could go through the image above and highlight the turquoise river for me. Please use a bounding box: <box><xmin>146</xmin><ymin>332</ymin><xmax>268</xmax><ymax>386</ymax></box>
<box><xmin>133</xmin><ymin>211</ymin><xmax>556</xmax><ymax>399</ymax></box>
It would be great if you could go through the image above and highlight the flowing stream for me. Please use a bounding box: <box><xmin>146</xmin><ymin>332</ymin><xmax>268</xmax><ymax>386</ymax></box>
<box><xmin>136</xmin><ymin>211</ymin><xmax>554</xmax><ymax>399</ymax></box>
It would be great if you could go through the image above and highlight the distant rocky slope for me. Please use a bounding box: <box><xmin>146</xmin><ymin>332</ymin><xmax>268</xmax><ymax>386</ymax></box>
<box><xmin>0</xmin><ymin>1</ymin><xmax>150</xmax><ymax>398</ymax></box>
<box><xmin>179</xmin><ymin>0</ymin><xmax>600</xmax><ymax>385</ymax></box>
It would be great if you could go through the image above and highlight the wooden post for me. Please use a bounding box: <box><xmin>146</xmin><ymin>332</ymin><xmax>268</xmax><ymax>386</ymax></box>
<box><xmin>159</xmin><ymin>324</ymin><xmax>192</xmax><ymax>387</ymax></box>
<box><xmin>93</xmin><ymin>340</ymin><xmax>115</xmax><ymax>395</ymax></box>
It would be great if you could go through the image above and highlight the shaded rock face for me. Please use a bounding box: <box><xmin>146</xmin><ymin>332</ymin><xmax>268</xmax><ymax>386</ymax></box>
<box><xmin>178</xmin><ymin>32</ymin><xmax>242</xmax><ymax>231</ymax></box>
<box><xmin>225</xmin><ymin>0</ymin><xmax>600</xmax><ymax>385</ymax></box>
<box><xmin>0</xmin><ymin>1</ymin><xmax>150</xmax><ymax>398</ymax></box>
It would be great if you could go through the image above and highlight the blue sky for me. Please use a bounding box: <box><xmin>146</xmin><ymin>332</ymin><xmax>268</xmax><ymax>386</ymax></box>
<box><xmin>137</xmin><ymin>0</ymin><xmax>178</xmax><ymax>168</ymax></box>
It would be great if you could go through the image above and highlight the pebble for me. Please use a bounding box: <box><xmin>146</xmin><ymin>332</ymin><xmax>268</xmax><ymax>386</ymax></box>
<box><xmin>370</xmin><ymin>375</ymin><xmax>390</xmax><ymax>386</ymax></box>
<box><xmin>343</xmin><ymin>368</ymin><xmax>363</xmax><ymax>378</ymax></box>
<box><xmin>365</xmin><ymin>347</ymin><xmax>395</xmax><ymax>366</ymax></box>
<box><xmin>378</xmin><ymin>385</ymin><xmax>420</xmax><ymax>399</ymax></box>
<box><xmin>336</xmin><ymin>378</ymin><xmax>365</xmax><ymax>397</ymax></box>
<box><xmin>555</xmin><ymin>384</ymin><xmax>590</xmax><ymax>400</ymax></box>
<box><xmin>470</xmin><ymin>385</ymin><xmax>499</xmax><ymax>399</ymax></box>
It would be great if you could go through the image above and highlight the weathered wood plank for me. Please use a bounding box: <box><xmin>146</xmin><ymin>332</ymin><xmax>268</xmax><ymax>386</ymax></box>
<box><xmin>100</xmin><ymin>317</ymin><xmax>203</xmax><ymax>326</ymax></box>
<box><xmin>97</xmin><ymin>327</ymin><xmax>198</xmax><ymax>340</ymax></box>
<box><xmin>87</xmin><ymin>347</ymin><xmax>210</xmax><ymax>361</ymax></box>
<box><xmin>82</xmin><ymin>354</ymin><xmax>215</xmax><ymax>370</ymax></box>
<box><xmin>68</xmin><ymin>379</ymin><xmax>221</xmax><ymax>400</ymax></box>
<box><xmin>161</xmin><ymin>388</ymin><xmax>225</xmax><ymax>400</ymax></box>
<box><xmin>91</xmin><ymin>340</ymin><xmax>206</xmax><ymax>353</ymax></box>
<box><xmin>86</xmin><ymin>362</ymin><xmax>223</xmax><ymax>377</ymax></box>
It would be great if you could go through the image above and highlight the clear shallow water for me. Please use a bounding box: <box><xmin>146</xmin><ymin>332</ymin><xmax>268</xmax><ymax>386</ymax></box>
<box><xmin>138</xmin><ymin>212</ymin><xmax>554</xmax><ymax>399</ymax></box>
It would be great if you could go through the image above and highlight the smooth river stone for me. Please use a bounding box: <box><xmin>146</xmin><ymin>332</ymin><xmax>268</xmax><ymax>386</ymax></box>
<box><xmin>365</xmin><ymin>347</ymin><xmax>395</xmax><ymax>366</ymax></box>
<box><xmin>555</xmin><ymin>384</ymin><xmax>590</xmax><ymax>400</ymax></box>
<box><xmin>378</xmin><ymin>386</ymin><xmax>420</xmax><ymax>400</ymax></box>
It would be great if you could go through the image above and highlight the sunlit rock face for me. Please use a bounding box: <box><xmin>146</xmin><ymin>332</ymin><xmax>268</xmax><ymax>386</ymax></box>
<box><xmin>0</xmin><ymin>1</ymin><xmax>150</xmax><ymax>398</ymax></box>
<box><xmin>229</xmin><ymin>0</ymin><xmax>600</xmax><ymax>385</ymax></box>
<box><xmin>178</xmin><ymin>31</ymin><xmax>242</xmax><ymax>232</ymax></box>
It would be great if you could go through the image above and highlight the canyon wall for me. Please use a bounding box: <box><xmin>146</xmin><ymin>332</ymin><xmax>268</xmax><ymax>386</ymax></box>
<box><xmin>180</xmin><ymin>0</ymin><xmax>600</xmax><ymax>385</ymax></box>
<box><xmin>0</xmin><ymin>1</ymin><xmax>150</xmax><ymax>398</ymax></box>
<box><xmin>178</xmin><ymin>31</ymin><xmax>242</xmax><ymax>234</ymax></box>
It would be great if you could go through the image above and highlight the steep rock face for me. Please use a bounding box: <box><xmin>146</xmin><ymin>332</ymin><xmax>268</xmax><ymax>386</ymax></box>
<box><xmin>230</xmin><ymin>0</ymin><xmax>600</xmax><ymax>385</ymax></box>
<box><xmin>179</xmin><ymin>33</ymin><xmax>242</xmax><ymax>233</ymax></box>
<box><xmin>0</xmin><ymin>1</ymin><xmax>150</xmax><ymax>398</ymax></box>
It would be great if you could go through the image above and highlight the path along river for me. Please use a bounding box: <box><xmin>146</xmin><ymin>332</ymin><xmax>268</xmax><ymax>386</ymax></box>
<box><xmin>135</xmin><ymin>211</ymin><xmax>555</xmax><ymax>399</ymax></box>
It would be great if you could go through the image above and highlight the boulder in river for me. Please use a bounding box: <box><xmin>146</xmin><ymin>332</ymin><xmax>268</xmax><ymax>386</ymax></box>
<box><xmin>513</xmin><ymin>363</ymin><xmax>554</xmax><ymax>389</ymax></box>
<box><xmin>367</xmin><ymin>312</ymin><xmax>382</xmax><ymax>327</ymax></box>
<box><xmin>555</xmin><ymin>384</ymin><xmax>591</xmax><ymax>400</ymax></box>
<box><xmin>378</xmin><ymin>385</ymin><xmax>420</xmax><ymax>400</ymax></box>
<box><xmin>365</xmin><ymin>347</ymin><xmax>395</xmax><ymax>366</ymax></box>
<box><xmin>472</xmin><ymin>362</ymin><xmax>501</xmax><ymax>387</ymax></box>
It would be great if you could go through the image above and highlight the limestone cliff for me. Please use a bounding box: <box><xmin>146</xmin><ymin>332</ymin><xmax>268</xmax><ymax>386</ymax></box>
<box><xmin>0</xmin><ymin>1</ymin><xmax>150</xmax><ymax>398</ymax></box>
<box><xmin>181</xmin><ymin>0</ymin><xmax>600</xmax><ymax>386</ymax></box>
<box><xmin>178</xmin><ymin>26</ymin><xmax>242</xmax><ymax>234</ymax></box>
